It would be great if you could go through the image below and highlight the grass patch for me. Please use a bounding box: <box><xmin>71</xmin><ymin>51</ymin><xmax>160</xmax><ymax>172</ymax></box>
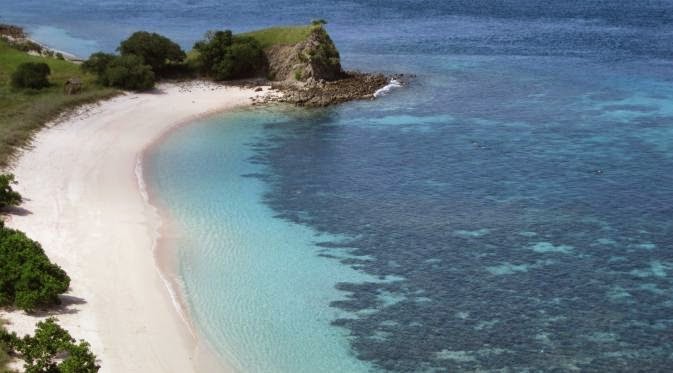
<box><xmin>187</xmin><ymin>25</ymin><xmax>315</xmax><ymax>61</ymax></box>
<box><xmin>242</xmin><ymin>25</ymin><xmax>313</xmax><ymax>49</ymax></box>
<box><xmin>0</xmin><ymin>39</ymin><xmax>117</xmax><ymax>167</ymax></box>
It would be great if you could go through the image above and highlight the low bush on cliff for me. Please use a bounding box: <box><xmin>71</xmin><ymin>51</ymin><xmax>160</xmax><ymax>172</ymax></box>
<box><xmin>10</xmin><ymin>62</ymin><xmax>51</xmax><ymax>89</ymax></box>
<box><xmin>192</xmin><ymin>30</ymin><xmax>267</xmax><ymax>80</ymax></box>
<box><xmin>1</xmin><ymin>318</ymin><xmax>99</xmax><ymax>372</ymax></box>
<box><xmin>0</xmin><ymin>221</ymin><xmax>70</xmax><ymax>312</ymax></box>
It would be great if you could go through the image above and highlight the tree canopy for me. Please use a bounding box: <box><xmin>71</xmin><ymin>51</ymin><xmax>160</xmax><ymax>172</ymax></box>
<box><xmin>0</xmin><ymin>221</ymin><xmax>70</xmax><ymax>312</ymax></box>
<box><xmin>82</xmin><ymin>31</ymin><xmax>185</xmax><ymax>90</ymax></box>
<box><xmin>1</xmin><ymin>317</ymin><xmax>99</xmax><ymax>372</ymax></box>
<box><xmin>102</xmin><ymin>54</ymin><xmax>155</xmax><ymax>91</ymax></box>
<box><xmin>11</xmin><ymin>62</ymin><xmax>51</xmax><ymax>89</ymax></box>
<box><xmin>193</xmin><ymin>30</ymin><xmax>267</xmax><ymax>80</ymax></box>
<box><xmin>118</xmin><ymin>31</ymin><xmax>185</xmax><ymax>76</ymax></box>
<box><xmin>80</xmin><ymin>52</ymin><xmax>116</xmax><ymax>77</ymax></box>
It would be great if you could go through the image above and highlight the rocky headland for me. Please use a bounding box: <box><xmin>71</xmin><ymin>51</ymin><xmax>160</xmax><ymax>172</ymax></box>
<box><xmin>250</xmin><ymin>24</ymin><xmax>402</xmax><ymax>107</ymax></box>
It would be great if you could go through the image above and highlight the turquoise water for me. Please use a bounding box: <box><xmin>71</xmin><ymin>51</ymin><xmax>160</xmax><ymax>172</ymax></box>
<box><xmin>146</xmin><ymin>111</ymin><xmax>378</xmax><ymax>372</ymax></box>
<box><xmin>6</xmin><ymin>0</ymin><xmax>673</xmax><ymax>371</ymax></box>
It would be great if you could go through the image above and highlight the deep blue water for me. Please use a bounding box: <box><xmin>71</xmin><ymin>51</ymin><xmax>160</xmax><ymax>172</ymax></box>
<box><xmin>5</xmin><ymin>1</ymin><xmax>673</xmax><ymax>371</ymax></box>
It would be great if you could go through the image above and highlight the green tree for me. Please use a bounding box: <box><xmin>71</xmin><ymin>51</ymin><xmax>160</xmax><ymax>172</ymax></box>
<box><xmin>19</xmin><ymin>318</ymin><xmax>73</xmax><ymax>372</ymax></box>
<box><xmin>10</xmin><ymin>62</ymin><xmax>51</xmax><ymax>89</ymax></box>
<box><xmin>58</xmin><ymin>340</ymin><xmax>98</xmax><ymax>373</ymax></box>
<box><xmin>0</xmin><ymin>222</ymin><xmax>70</xmax><ymax>312</ymax></box>
<box><xmin>6</xmin><ymin>318</ymin><xmax>99</xmax><ymax>373</ymax></box>
<box><xmin>193</xmin><ymin>31</ymin><xmax>267</xmax><ymax>80</ymax></box>
<box><xmin>192</xmin><ymin>30</ymin><xmax>234</xmax><ymax>76</ymax></box>
<box><xmin>102</xmin><ymin>55</ymin><xmax>155</xmax><ymax>91</ymax></box>
<box><xmin>0</xmin><ymin>174</ymin><xmax>22</xmax><ymax>209</ymax></box>
<box><xmin>118</xmin><ymin>31</ymin><xmax>185</xmax><ymax>76</ymax></box>
<box><xmin>81</xmin><ymin>52</ymin><xmax>116</xmax><ymax>77</ymax></box>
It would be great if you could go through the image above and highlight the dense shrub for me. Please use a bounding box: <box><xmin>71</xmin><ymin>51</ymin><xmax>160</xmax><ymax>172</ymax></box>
<box><xmin>118</xmin><ymin>31</ymin><xmax>185</xmax><ymax>76</ymax></box>
<box><xmin>81</xmin><ymin>52</ymin><xmax>116</xmax><ymax>77</ymax></box>
<box><xmin>10</xmin><ymin>62</ymin><xmax>51</xmax><ymax>89</ymax></box>
<box><xmin>2</xmin><ymin>317</ymin><xmax>99</xmax><ymax>372</ymax></box>
<box><xmin>0</xmin><ymin>174</ymin><xmax>22</xmax><ymax>209</ymax></box>
<box><xmin>102</xmin><ymin>55</ymin><xmax>155</xmax><ymax>91</ymax></box>
<box><xmin>193</xmin><ymin>30</ymin><xmax>267</xmax><ymax>80</ymax></box>
<box><xmin>0</xmin><ymin>222</ymin><xmax>70</xmax><ymax>312</ymax></box>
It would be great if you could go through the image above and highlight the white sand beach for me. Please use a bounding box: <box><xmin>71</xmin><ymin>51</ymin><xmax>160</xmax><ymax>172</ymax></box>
<box><xmin>1</xmin><ymin>82</ymin><xmax>270</xmax><ymax>372</ymax></box>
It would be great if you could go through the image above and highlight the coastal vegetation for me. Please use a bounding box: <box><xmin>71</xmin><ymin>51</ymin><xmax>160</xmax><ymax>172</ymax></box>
<box><xmin>0</xmin><ymin>38</ymin><xmax>116</xmax><ymax>167</ymax></box>
<box><xmin>0</xmin><ymin>175</ymin><xmax>68</xmax><ymax>313</ymax></box>
<box><xmin>83</xmin><ymin>22</ymin><xmax>345</xmax><ymax>87</ymax></box>
<box><xmin>0</xmin><ymin>221</ymin><xmax>71</xmax><ymax>312</ymax></box>
<box><xmin>118</xmin><ymin>31</ymin><xmax>185</xmax><ymax>77</ymax></box>
<box><xmin>0</xmin><ymin>174</ymin><xmax>22</xmax><ymax>208</ymax></box>
<box><xmin>0</xmin><ymin>174</ymin><xmax>94</xmax><ymax>371</ymax></box>
<box><xmin>10</xmin><ymin>63</ymin><xmax>51</xmax><ymax>89</ymax></box>
<box><xmin>98</xmin><ymin>55</ymin><xmax>155</xmax><ymax>91</ymax></box>
<box><xmin>82</xmin><ymin>52</ymin><xmax>155</xmax><ymax>91</ymax></box>
<box><xmin>0</xmin><ymin>322</ymin><xmax>8</xmax><ymax>373</ymax></box>
<box><xmin>192</xmin><ymin>31</ymin><xmax>266</xmax><ymax>80</ymax></box>
<box><xmin>1</xmin><ymin>318</ymin><xmax>99</xmax><ymax>372</ymax></box>
<box><xmin>241</xmin><ymin>25</ymin><xmax>314</xmax><ymax>49</ymax></box>
<box><xmin>79</xmin><ymin>52</ymin><xmax>115</xmax><ymax>77</ymax></box>
<box><xmin>83</xmin><ymin>32</ymin><xmax>188</xmax><ymax>90</ymax></box>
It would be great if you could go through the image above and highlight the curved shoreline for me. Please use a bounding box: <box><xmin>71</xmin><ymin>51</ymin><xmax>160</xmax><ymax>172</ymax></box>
<box><xmin>135</xmin><ymin>106</ymin><xmax>242</xmax><ymax>371</ymax></box>
<box><xmin>1</xmin><ymin>82</ymin><xmax>270</xmax><ymax>372</ymax></box>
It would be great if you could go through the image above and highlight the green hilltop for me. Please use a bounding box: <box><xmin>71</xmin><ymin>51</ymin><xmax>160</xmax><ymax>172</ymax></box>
<box><xmin>241</xmin><ymin>25</ymin><xmax>314</xmax><ymax>49</ymax></box>
<box><xmin>0</xmin><ymin>39</ymin><xmax>116</xmax><ymax>167</ymax></box>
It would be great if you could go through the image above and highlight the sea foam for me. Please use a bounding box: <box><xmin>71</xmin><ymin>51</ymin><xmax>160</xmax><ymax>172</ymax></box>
<box><xmin>374</xmin><ymin>78</ymin><xmax>403</xmax><ymax>97</ymax></box>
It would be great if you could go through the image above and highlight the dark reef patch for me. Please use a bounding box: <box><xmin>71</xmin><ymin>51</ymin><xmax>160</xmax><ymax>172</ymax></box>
<box><xmin>247</xmin><ymin>97</ymin><xmax>673</xmax><ymax>371</ymax></box>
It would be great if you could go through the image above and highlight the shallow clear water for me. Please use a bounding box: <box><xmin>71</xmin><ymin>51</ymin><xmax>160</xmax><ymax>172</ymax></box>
<box><xmin>146</xmin><ymin>111</ymin><xmax>377</xmax><ymax>372</ymax></box>
<box><xmin>6</xmin><ymin>1</ymin><xmax>673</xmax><ymax>371</ymax></box>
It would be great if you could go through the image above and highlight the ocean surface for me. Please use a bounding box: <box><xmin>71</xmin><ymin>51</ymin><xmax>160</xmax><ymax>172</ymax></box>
<box><xmin>5</xmin><ymin>1</ymin><xmax>673</xmax><ymax>371</ymax></box>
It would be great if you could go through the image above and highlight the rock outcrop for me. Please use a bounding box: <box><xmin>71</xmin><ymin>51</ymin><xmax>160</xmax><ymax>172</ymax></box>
<box><xmin>260</xmin><ymin>25</ymin><xmax>395</xmax><ymax>107</ymax></box>
<box><xmin>265</xmin><ymin>26</ymin><xmax>343</xmax><ymax>82</ymax></box>
<box><xmin>270</xmin><ymin>72</ymin><xmax>389</xmax><ymax>107</ymax></box>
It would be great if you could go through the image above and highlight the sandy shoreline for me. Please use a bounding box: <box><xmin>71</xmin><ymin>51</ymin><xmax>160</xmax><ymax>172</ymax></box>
<box><xmin>1</xmin><ymin>81</ymin><xmax>270</xmax><ymax>372</ymax></box>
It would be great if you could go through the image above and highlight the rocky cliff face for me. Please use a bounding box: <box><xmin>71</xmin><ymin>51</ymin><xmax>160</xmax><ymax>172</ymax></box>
<box><xmin>254</xmin><ymin>24</ymin><xmax>396</xmax><ymax>107</ymax></box>
<box><xmin>265</xmin><ymin>26</ymin><xmax>344</xmax><ymax>82</ymax></box>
